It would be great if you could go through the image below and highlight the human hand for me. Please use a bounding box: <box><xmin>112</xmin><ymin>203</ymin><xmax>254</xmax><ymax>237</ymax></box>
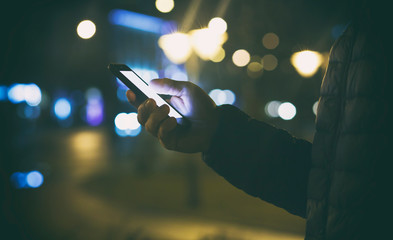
<box><xmin>126</xmin><ymin>78</ymin><xmax>218</xmax><ymax>153</ymax></box>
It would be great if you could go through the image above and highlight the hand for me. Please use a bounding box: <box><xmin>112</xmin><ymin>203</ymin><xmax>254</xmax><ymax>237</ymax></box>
<box><xmin>126</xmin><ymin>78</ymin><xmax>218</xmax><ymax>153</ymax></box>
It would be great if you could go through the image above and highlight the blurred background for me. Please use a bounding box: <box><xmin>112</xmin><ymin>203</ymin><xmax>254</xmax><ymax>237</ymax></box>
<box><xmin>1</xmin><ymin>0</ymin><xmax>350</xmax><ymax>239</ymax></box>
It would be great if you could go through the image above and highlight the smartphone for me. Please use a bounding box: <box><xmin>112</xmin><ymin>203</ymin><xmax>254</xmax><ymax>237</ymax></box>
<box><xmin>108</xmin><ymin>63</ymin><xmax>186</xmax><ymax>120</ymax></box>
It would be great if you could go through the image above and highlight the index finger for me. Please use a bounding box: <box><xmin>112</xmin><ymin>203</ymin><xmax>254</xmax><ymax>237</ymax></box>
<box><xmin>126</xmin><ymin>90</ymin><xmax>145</xmax><ymax>108</ymax></box>
<box><xmin>149</xmin><ymin>78</ymin><xmax>187</xmax><ymax>96</ymax></box>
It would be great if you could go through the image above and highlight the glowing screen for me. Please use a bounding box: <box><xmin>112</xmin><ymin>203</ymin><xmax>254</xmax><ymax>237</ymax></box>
<box><xmin>120</xmin><ymin>70</ymin><xmax>182</xmax><ymax>118</ymax></box>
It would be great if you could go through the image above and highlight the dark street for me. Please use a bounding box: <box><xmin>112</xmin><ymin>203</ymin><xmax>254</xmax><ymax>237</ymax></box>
<box><xmin>5</xmin><ymin>127</ymin><xmax>304</xmax><ymax>239</ymax></box>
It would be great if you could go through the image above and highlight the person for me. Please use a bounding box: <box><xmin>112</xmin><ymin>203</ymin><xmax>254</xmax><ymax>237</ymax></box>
<box><xmin>126</xmin><ymin>1</ymin><xmax>392</xmax><ymax>239</ymax></box>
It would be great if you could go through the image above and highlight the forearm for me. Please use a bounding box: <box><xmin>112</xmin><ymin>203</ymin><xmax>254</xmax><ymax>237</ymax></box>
<box><xmin>203</xmin><ymin>105</ymin><xmax>312</xmax><ymax>218</ymax></box>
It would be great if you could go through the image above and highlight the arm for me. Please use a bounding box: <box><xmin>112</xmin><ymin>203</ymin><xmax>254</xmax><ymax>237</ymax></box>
<box><xmin>126</xmin><ymin>78</ymin><xmax>311</xmax><ymax>217</ymax></box>
<box><xmin>204</xmin><ymin>105</ymin><xmax>312</xmax><ymax>218</ymax></box>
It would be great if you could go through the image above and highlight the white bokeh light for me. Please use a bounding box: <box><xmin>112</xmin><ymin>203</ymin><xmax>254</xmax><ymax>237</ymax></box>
<box><xmin>278</xmin><ymin>102</ymin><xmax>296</xmax><ymax>120</ymax></box>
<box><xmin>265</xmin><ymin>101</ymin><xmax>281</xmax><ymax>118</ymax></box>
<box><xmin>24</xmin><ymin>84</ymin><xmax>42</xmax><ymax>106</ymax></box>
<box><xmin>7</xmin><ymin>84</ymin><xmax>25</xmax><ymax>104</ymax></box>
<box><xmin>114</xmin><ymin>112</ymin><xmax>140</xmax><ymax>131</ymax></box>
<box><xmin>155</xmin><ymin>0</ymin><xmax>174</xmax><ymax>13</ymax></box>
<box><xmin>313</xmin><ymin>101</ymin><xmax>319</xmax><ymax>115</ymax></box>
<box><xmin>232</xmin><ymin>49</ymin><xmax>250</xmax><ymax>67</ymax></box>
<box><xmin>208</xmin><ymin>17</ymin><xmax>227</xmax><ymax>34</ymax></box>
<box><xmin>77</xmin><ymin>20</ymin><xmax>96</xmax><ymax>39</ymax></box>
<box><xmin>209</xmin><ymin>89</ymin><xmax>236</xmax><ymax>105</ymax></box>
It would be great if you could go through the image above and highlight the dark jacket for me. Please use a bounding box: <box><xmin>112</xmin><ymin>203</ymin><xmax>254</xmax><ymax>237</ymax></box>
<box><xmin>203</xmin><ymin>8</ymin><xmax>392</xmax><ymax>240</ymax></box>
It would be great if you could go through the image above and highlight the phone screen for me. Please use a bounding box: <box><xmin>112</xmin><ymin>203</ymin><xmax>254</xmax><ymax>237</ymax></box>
<box><xmin>119</xmin><ymin>70</ymin><xmax>182</xmax><ymax>119</ymax></box>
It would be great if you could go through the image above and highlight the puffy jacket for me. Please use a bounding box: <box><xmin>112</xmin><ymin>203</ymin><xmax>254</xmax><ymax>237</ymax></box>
<box><xmin>203</xmin><ymin>10</ymin><xmax>392</xmax><ymax>240</ymax></box>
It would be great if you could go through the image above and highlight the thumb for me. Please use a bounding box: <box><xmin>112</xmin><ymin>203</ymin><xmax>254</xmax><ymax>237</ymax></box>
<box><xmin>150</xmin><ymin>78</ymin><xmax>186</xmax><ymax>96</ymax></box>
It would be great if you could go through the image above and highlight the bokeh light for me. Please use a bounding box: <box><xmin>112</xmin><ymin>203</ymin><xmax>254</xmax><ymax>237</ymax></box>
<box><xmin>248</xmin><ymin>61</ymin><xmax>263</xmax><ymax>72</ymax></box>
<box><xmin>24</xmin><ymin>83</ymin><xmax>42</xmax><ymax>106</ymax></box>
<box><xmin>232</xmin><ymin>49</ymin><xmax>250</xmax><ymax>67</ymax></box>
<box><xmin>265</xmin><ymin>101</ymin><xmax>281</xmax><ymax>118</ymax></box>
<box><xmin>114</xmin><ymin>112</ymin><xmax>141</xmax><ymax>137</ymax></box>
<box><xmin>210</xmin><ymin>47</ymin><xmax>226</xmax><ymax>63</ymax></box>
<box><xmin>77</xmin><ymin>20</ymin><xmax>96</xmax><ymax>39</ymax></box>
<box><xmin>7</xmin><ymin>84</ymin><xmax>25</xmax><ymax>104</ymax></box>
<box><xmin>23</xmin><ymin>105</ymin><xmax>41</xmax><ymax>119</ymax></box>
<box><xmin>209</xmin><ymin>89</ymin><xmax>236</xmax><ymax>105</ymax></box>
<box><xmin>7</xmin><ymin>83</ymin><xmax>42</xmax><ymax>105</ymax></box>
<box><xmin>158</xmin><ymin>32</ymin><xmax>192</xmax><ymax>64</ymax></box>
<box><xmin>208</xmin><ymin>17</ymin><xmax>227</xmax><ymax>34</ymax></box>
<box><xmin>115</xmin><ymin>113</ymin><xmax>130</xmax><ymax>130</ymax></box>
<box><xmin>278</xmin><ymin>102</ymin><xmax>296</xmax><ymax>120</ymax></box>
<box><xmin>262</xmin><ymin>32</ymin><xmax>279</xmax><ymax>49</ymax></box>
<box><xmin>0</xmin><ymin>85</ymin><xmax>7</xmax><ymax>101</ymax></box>
<box><xmin>313</xmin><ymin>100</ymin><xmax>319</xmax><ymax>115</ymax></box>
<box><xmin>223</xmin><ymin>90</ymin><xmax>236</xmax><ymax>105</ymax></box>
<box><xmin>262</xmin><ymin>54</ymin><xmax>278</xmax><ymax>71</ymax></box>
<box><xmin>54</xmin><ymin>98</ymin><xmax>72</xmax><ymax>120</ymax></box>
<box><xmin>155</xmin><ymin>0</ymin><xmax>175</xmax><ymax>13</ymax></box>
<box><xmin>190</xmin><ymin>28</ymin><xmax>227</xmax><ymax>61</ymax></box>
<box><xmin>26</xmin><ymin>171</ymin><xmax>44</xmax><ymax>188</ymax></box>
<box><xmin>10</xmin><ymin>171</ymin><xmax>44</xmax><ymax>189</ymax></box>
<box><xmin>290</xmin><ymin>50</ymin><xmax>323</xmax><ymax>77</ymax></box>
<box><xmin>85</xmin><ymin>88</ymin><xmax>104</xmax><ymax>126</ymax></box>
<box><xmin>247</xmin><ymin>61</ymin><xmax>263</xmax><ymax>78</ymax></box>
<box><xmin>10</xmin><ymin>172</ymin><xmax>27</xmax><ymax>189</ymax></box>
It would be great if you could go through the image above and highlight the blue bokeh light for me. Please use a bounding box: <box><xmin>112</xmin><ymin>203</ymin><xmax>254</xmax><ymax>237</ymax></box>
<box><xmin>109</xmin><ymin>9</ymin><xmax>166</xmax><ymax>34</ymax></box>
<box><xmin>54</xmin><ymin>98</ymin><xmax>72</xmax><ymax>120</ymax></box>
<box><xmin>10</xmin><ymin>170</ymin><xmax>44</xmax><ymax>189</ymax></box>
<box><xmin>0</xmin><ymin>85</ymin><xmax>7</xmax><ymax>101</ymax></box>
<box><xmin>24</xmin><ymin>105</ymin><xmax>41</xmax><ymax>119</ymax></box>
<box><xmin>26</xmin><ymin>171</ymin><xmax>44</xmax><ymax>188</ymax></box>
<box><xmin>10</xmin><ymin>172</ymin><xmax>28</xmax><ymax>189</ymax></box>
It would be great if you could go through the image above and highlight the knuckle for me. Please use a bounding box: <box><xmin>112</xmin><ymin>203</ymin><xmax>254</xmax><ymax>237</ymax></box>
<box><xmin>145</xmin><ymin>120</ymin><xmax>154</xmax><ymax>133</ymax></box>
<box><xmin>137</xmin><ymin>111</ymin><xmax>147</xmax><ymax>125</ymax></box>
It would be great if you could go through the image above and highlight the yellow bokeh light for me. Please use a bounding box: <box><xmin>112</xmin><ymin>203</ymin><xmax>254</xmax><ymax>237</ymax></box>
<box><xmin>208</xmin><ymin>17</ymin><xmax>227</xmax><ymax>34</ymax></box>
<box><xmin>232</xmin><ymin>49</ymin><xmax>250</xmax><ymax>67</ymax></box>
<box><xmin>77</xmin><ymin>20</ymin><xmax>96</xmax><ymax>39</ymax></box>
<box><xmin>190</xmin><ymin>28</ymin><xmax>227</xmax><ymax>61</ymax></box>
<box><xmin>210</xmin><ymin>47</ymin><xmax>226</xmax><ymax>62</ymax></box>
<box><xmin>247</xmin><ymin>62</ymin><xmax>263</xmax><ymax>72</ymax></box>
<box><xmin>158</xmin><ymin>32</ymin><xmax>192</xmax><ymax>64</ymax></box>
<box><xmin>155</xmin><ymin>0</ymin><xmax>175</xmax><ymax>13</ymax></box>
<box><xmin>247</xmin><ymin>61</ymin><xmax>263</xmax><ymax>78</ymax></box>
<box><xmin>262</xmin><ymin>32</ymin><xmax>279</xmax><ymax>49</ymax></box>
<box><xmin>290</xmin><ymin>50</ymin><xmax>323</xmax><ymax>77</ymax></box>
<box><xmin>262</xmin><ymin>54</ymin><xmax>278</xmax><ymax>71</ymax></box>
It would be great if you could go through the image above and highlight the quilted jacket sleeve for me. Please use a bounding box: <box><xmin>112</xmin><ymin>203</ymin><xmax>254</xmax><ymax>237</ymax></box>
<box><xmin>203</xmin><ymin>104</ymin><xmax>312</xmax><ymax>218</ymax></box>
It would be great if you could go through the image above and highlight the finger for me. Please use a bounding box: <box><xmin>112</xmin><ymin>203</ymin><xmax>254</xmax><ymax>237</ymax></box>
<box><xmin>149</xmin><ymin>78</ymin><xmax>187</xmax><ymax>96</ymax></box>
<box><xmin>145</xmin><ymin>104</ymin><xmax>170</xmax><ymax>137</ymax></box>
<box><xmin>137</xmin><ymin>98</ymin><xmax>157</xmax><ymax>126</ymax></box>
<box><xmin>170</xmin><ymin>96</ymin><xmax>186</xmax><ymax>114</ymax></box>
<box><xmin>158</xmin><ymin>117</ymin><xmax>178</xmax><ymax>150</ymax></box>
<box><xmin>126</xmin><ymin>90</ymin><xmax>145</xmax><ymax>107</ymax></box>
<box><xmin>126</xmin><ymin>90</ymin><xmax>136</xmax><ymax>103</ymax></box>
